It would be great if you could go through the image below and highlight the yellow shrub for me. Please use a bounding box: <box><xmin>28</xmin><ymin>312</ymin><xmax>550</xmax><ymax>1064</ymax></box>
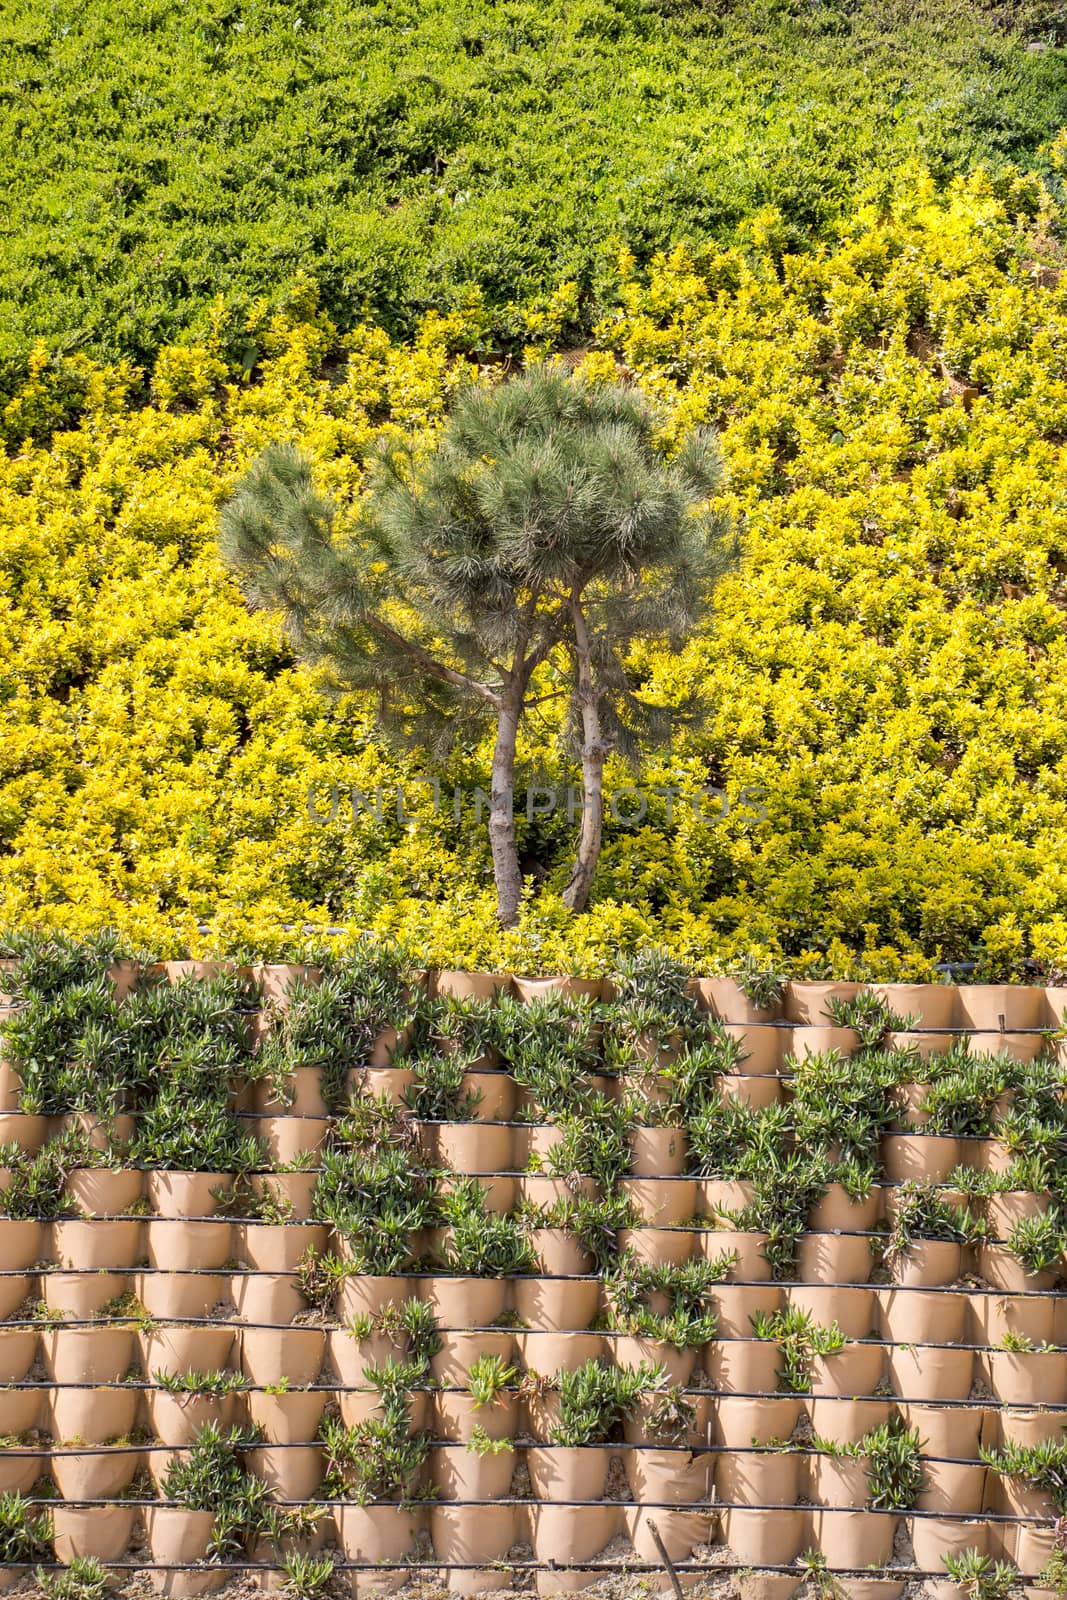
<box><xmin>2</xmin><ymin>169</ymin><xmax>1067</xmax><ymax>975</ymax></box>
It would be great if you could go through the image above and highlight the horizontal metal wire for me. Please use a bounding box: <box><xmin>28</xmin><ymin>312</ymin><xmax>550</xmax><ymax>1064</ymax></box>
<box><xmin>6</xmin><ymin>1379</ymin><xmax>1060</xmax><ymax>1411</ymax></box>
<box><xmin>6</xmin><ymin>1378</ymin><xmax>1059</xmax><ymax>1411</ymax></box>
<box><xmin>0</xmin><ymin>1108</ymin><xmax>1035</xmax><ymax>1130</ymax></box>
<box><xmin>1</xmin><ymin>1315</ymin><xmax>1052</xmax><ymax>1349</ymax></box>
<box><xmin>9</xmin><ymin>1497</ymin><xmax>1054</xmax><ymax>1523</ymax></box>
<box><xmin>0</xmin><ymin>1221</ymin><xmax>1035</xmax><ymax>1248</ymax></box>
<box><xmin>0</xmin><ymin>1442</ymin><xmax>1019</xmax><ymax>1464</ymax></box>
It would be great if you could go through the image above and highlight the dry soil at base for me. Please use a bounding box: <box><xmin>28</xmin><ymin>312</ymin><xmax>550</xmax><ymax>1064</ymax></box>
<box><xmin>4</xmin><ymin>1564</ymin><xmax>746</xmax><ymax>1600</ymax></box>
<box><xmin>4</xmin><ymin>1564</ymin><xmax>942</xmax><ymax>1600</ymax></box>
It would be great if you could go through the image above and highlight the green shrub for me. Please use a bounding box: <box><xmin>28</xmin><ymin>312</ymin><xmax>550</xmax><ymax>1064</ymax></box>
<box><xmin>2</xmin><ymin>1</ymin><xmax>1064</xmax><ymax>386</ymax></box>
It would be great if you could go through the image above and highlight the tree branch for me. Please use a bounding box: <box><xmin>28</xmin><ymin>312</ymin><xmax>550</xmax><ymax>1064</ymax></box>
<box><xmin>525</xmin><ymin>689</ymin><xmax>569</xmax><ymax>708</ymax></box>
<box><xmin>366</xmin><ymin>616</ymin><xmax>503</xmax><ymax>708</ymax></box>
<box><xmin>520</xmin><ymin>623</ymin><xmax>566</xmax><ymax>681</ymax></box>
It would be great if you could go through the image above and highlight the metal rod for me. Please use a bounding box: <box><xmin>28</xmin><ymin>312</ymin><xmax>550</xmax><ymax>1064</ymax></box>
<box><xmin>645</xmin><ymin>1516</ymin><xmax>686</xmax><ymax>1599</ymax></box>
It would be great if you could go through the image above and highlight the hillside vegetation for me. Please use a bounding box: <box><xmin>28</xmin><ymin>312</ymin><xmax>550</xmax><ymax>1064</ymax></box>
<box><xmin>1</xmin><ymin>0</ymin><xmax>1066</xmax><ymax>384</ymax></box>
<box><xmin>2</xmin><ymin>159</ymin><xmax>1067</xmax><ymax>975</ymax></box>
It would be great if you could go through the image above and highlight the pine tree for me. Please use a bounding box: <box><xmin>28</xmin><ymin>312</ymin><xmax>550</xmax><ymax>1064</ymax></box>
<box><xmin>218</xmin><ymin>365</ymin><xmax>733</xmax><ymax>925</ymax></box>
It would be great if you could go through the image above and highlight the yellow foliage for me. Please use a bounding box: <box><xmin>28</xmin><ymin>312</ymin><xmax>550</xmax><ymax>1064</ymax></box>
<box><xmin>2</xmin><ymin>167</ymin><xmax>1067</xmax><ymax>975</ymax></box>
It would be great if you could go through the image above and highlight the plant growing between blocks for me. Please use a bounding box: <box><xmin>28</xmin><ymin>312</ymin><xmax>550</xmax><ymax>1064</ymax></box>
<box><xmin>942</xmin><ymin>1550</ymin><xmax>1018</xmax><ymax>1600</ymax></box>
<box><xmin>549</xmin><ymin>1359</ymin><xmax>658</xmax><ymax>1447</ymax></box>
<box><xmin>750</xmin><ymin>1307</ymin><xmax>847</xmax><ymax>1393</ymax></box>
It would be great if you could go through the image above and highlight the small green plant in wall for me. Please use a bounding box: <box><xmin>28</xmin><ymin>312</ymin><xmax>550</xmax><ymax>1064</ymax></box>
<box><xmin>278</xmin><ymin>1551</ymin><xmax>337</xmax><ymax>1600</ymax></box>
<box><xmin>750</xmin><ymin>1308</ymin><xmax>846</xmax><ymax>1394</ymax></box>
<box><xmin>941</xmin><ymin>1550</ymin><xmax>1018</xmax><ymax>1600</ymax></box>
<box><xmin>0</xmin><ymin>1492</ymin><xmax>52</xmax><ymax>1564</ymax></box>
<box><xmin>36</xmin><ymin>1559</ymin><xmax>111</xmax><ymax>1600</ymax></box>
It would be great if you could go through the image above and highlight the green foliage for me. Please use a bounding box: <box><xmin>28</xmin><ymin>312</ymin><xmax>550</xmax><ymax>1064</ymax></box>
<box><xmin>861</xmin><ymin>1417</ymin><xmax>927</xmax><ymax>1510</ymax></box>
<box><xmin>161</xmin><ymin>1422</ymin><xmax>262</xmax><ymax>1540</ymax></box>
<box><xmin>319</xmin><ymin>1406</ymin><xmax>432</xmax><ymax>1505</ymax></box>
<box><xmin>402</xmin><ymin>1051</ymin><xmax>482</xmax><ymax>1121</ymax></box>
<box><xmin>604</xmin><ymin>946</ymin><xmax>710</xmax><ymax>1086</ymax></box>
<box><xmin>981</xmin><ymin>1438</ymin><xmax>1067</xmax><ymax>1513</ymax></box>
<box><xmin>0</xmin><ymin>1492</ymin><xmax>52</xmax><ymax>1563</ymax></box>
<box><xmin>0</xmin><ymin>1128</ymin><xmax>97</xmax><ymax>1220</ymax></box>
<box><xmin>604</xmin><ymin>1251</ymin><xmax>725</xmax><ymax>1345</ymax></box>
<box><xmin>537</xmin><ymin>1102</ymin><xmax>634</xmax><ymax>1188</ymax></box>
<box><xmin>884</xmin><ymin>1182</ymin><xmax>984</xmax><ymax>1264</ymax></box>
<box><xmin>826</xmin><ymin>990</ymin><xmax>908</xmax><ymax>1045</ymax></box>
<box><xmin>550</xmin><ymin>1358</ymin><xmax>654</xmax><ymax>1446</ymax></box>
<box><xmin>152</xmin><ymin>1368</ymin><xmax>250</xmax><ymax>1396</ymax></box>
<box><xmin>259</xmin><ymin>967</ymin><xmax>404</xmax><ymax>1111</ymax></box>
<box><xmin>998</xmin><ymin>1330</ymin><xmax>1049</xmax><ymax>1352</ymax></box>
<box><xmin>545</xmin><ymin>1190</ymin><xmax>637</xmax><ymax>1274</ymax></box>
<box><xmin>36</xmin><ymin>1558</ymin><xmax>110</xmax><ymax>1600</ymax></box>
<box><xmin>730</xmin><ymin>956</ymin><xmax>787</xmax><ymax>1010</ymax></box>
<box><xmin>687</xmin><ymin>1064</ymin><xmax>886</xmax><ymax>1262</ymax></box>
<box><xmin>162</xmin><ymin>1420</ymin><xmax>315</xmax><ymax>1556</ymax></box>
<box><xmin>467</xmin><ymin>1353</ymin><xmax>518</xmax><ymax>1408</ymax></box>
<box><xmin>278</xmin><ymin>1553</ymin><xmax>337</xmax><ymax>1600</ymax></box>
<box><xmin>2</xmin><ymin>983</ymin><xmax>140</xmax><ymax>1119</ymax></box>
<box><xmin>466</xmin><ymin>1424</ymin><xmax>514</xmax><ymax>1456</ymax></box>
<box><xmin>295</xmin><ymin>1247</ymin><xmax>350</xmax><ymax>1314</ymax></box>
<box><xmin>915</xmin><ymin>1044</ymin><xmax>1033</xmax><ymax>1136</ymax></box>
<box><xmin>500</xmin><ymin>995</ymin><xmax>603</xmax><ymax>1115</ymax></box>
<box><xmin>1040</xmin><ymin>1533</ymin><xmax>1067</xmax><ymax>1596</ymax></box>
<box><xmin>131</xmin><ymin>1089</ymin><xmax>261</xmax><ymax>1172</ymax></box>
<box><xmin>438</xmin><ymin>1180</ymin><xmax>536</xmax><ymax>1276</ymax></box>
<box><xmin>3</xmin><ymin>930</ymin><xmax>124</xmax><ymax>997</ymax></box>
<box><xmin>378</xmin><ymin>1300</ymin><xmax>440</xmax><ymax>1370</ymax></box>
<box><xmin>1008</xmin><ymin>1209</ymin><xmax>1067</xmax><ymax>1275</ymax></box>
<box><xmin>688</xmin><ymin>1098</ymin><xmax>792</xmax><ymax>1179</ymax></box>
<box><xmin>796</xmin><ymin>1549</ymin><xmax>837</xmax><ymax>1600</ymax></box>
<box><xmin>790</xmin><ymin>1050</ymin><xmax>904</xmax><ymax>1156</ymax></box>
<box><xmin>942</xmin><ymin>1550</ymin><xmax>1018</xmax><ymax>1600</ymax></box>
<box><xmin>0</xmin><ymin>949</ymin><xmax>265</xmax><ymax>1174</ymax></box>
<box><xmin>3</xmin><ymin>0</ymin><xmax>1065</xmax><ymax>387</ymax></box>
<box><xmin>751</xmin><ymin>1307</ymin><xmax>846</xmax><ymax>1393</ymax></box>
<box><xmin>427</xmin><ymin>996</ymin><xmax>499</xmax><ymax>1059</ymax></box>
<box><xmin>641</xmin><ymin>1385</ymin><xmax>697</xmax><ymax>1446</ymax></box>
<box><xmin>734</xmin><ymin>1149</ymin><xmax>837</xmax><ymax>1278</ymax></box>
<box><xmin>312</xmin><ymin>1141</ymin><xmax>435</xmax><ymax>1273</ymax></box>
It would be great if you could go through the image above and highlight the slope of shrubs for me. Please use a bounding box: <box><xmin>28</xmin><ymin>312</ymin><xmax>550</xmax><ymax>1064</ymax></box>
<box><xmin>2</xmin><ymin>161</ymin><xmax>1067</xmax><ymax>974</ymax></box>
<box><xmin>1</xmin><ymin>0</ymin><xmax>1066</xmax><ymax>384</ymax></box>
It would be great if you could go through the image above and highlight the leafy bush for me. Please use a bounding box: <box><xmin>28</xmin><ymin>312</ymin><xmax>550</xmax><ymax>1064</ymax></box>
<box><xmin>751</xmin><ymin>1307</ymin><xmax>847</xmax><ymax>1393</ymax></box>
<box><xmin>2</xmin><ymin>1</ymin><xmax>1065</xmax><ymax>386</ymax></box>
<box><xmin>278</xmin><ymin>1553</ymin><xmax>337</xmax><ymax>1600</ymax></box>
<box><xmin>549</xmin><ymin>1359</ymin><xmax>654</xmax><ymax>1446</ymax></box>
<box><xmin>467</xmin><ymin>1353</ymin><xmax>518</xmax><ymax>1409</ymax></box>
<box><xmin>320</xmin><ymin>1406</ymin><xmax>431</xmax><ymax>1505</ymax></box>
<box><xmin>1008</xmin><ymin>1210</ymin><xmax>1067</xmax><ymax>1275</ymax></box>
<box><xmin>604</xmin><ymin>1252</ymin><xmax>725</xmax><ymax>1345</ymax></box>
<box><xmin>438</xmin><ymin>1181</ymin><xmax>536</xmax><ymax>1276</ymax></box>
<box><xmin>981</xmin><ymin>1438</ymin><xmax>1067</xmax><ymax>1514</ymax></box>
<box><xmin>884</xmin><ymin>1182</ymin><xmax>984</xmax><ymax>1265</ymax></box>
<box><xmin>861</xmin><ymin>1418</ymin><xmax>927</xmax><ymax>1511</ymax></box>
<box><xmin>312</xmin><ymin>1143</ymin><xmax>436</xmax><ymax>1273</ymax></box>
<box><xmin>942</xmin><ymin>1550</ymin><xmax>1018</xmax><ymax>1600</ymax></box>
<box><xmin>131</xmin><ymin>1090</ymin><xmax>261</xmax><ymax>1173</ymax></box>
<box><xmin>162</xmin><ymin>1421</ymin><xmax>315</xmax><ymax>1556</ymax></box>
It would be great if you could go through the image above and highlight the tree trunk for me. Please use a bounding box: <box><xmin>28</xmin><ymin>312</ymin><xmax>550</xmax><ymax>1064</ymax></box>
<box><xmin>489</xmin><ymin>696</ymin><xmax>523</xmax><ymax>927</ymax></box>
<box><xmin>562</xmin><ymin>597</ymin><xmax>605</xmax><ymax>914</ymax></box>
